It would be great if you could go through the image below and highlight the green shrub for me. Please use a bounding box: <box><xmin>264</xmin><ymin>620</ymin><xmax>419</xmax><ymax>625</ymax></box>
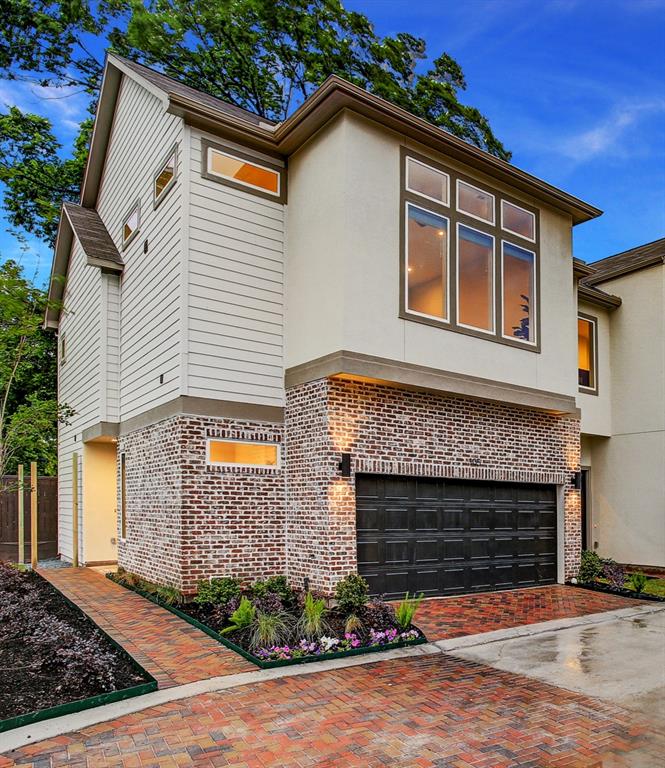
<box><xmin>249</xmin><ymin>611</ymin><xmax>293</xmax><ymax>650</ymax></box>
<box><xmin>251</xmin><ymin>575</ymin><xmax>294</xmax><ymax>603</ymax></box>
<box><xmin>298</xmin><ymin>592</ymin><xmax>329</xmax><ymax>638</ymax></box>
<box><xmin>628</xmin><ymin>571</ymin><xmax>648</xmax><ymax>594</ymax></box>
<box><xmin>394</xmin><ymin>592</ymin><xmax>425</xmax><ymax>630</ymax></box>
<box><xmin>153</xmin><ymin>584</ymin><xmax>183</xmax><ymax>605</ymax></box>
<box><xmin>335</xmin><ymin>574</ymin><xmax>369</xmax><ymax>615</ymax></box>
<box><xmin>195</xmin><ymin>577</ymin><xmax>241</xmax><ymax>605</ymax></box>
<box><xmin>344</xmin><ymin>613</ymin><xmax>363</xmax><ymax>634</ymax></box>
<box><xmin>221</xmin><ymin>596</ymin><xmax>256</xmax><ymax>635</ymax></box>
<box><xmin>578</xmin><ymin>550</ymin><xmax>603</xmax><ymax>583</ymax></box>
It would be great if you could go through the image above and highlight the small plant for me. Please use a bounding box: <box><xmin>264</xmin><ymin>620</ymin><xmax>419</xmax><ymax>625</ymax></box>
<box><xmin>345</xmin><ymin>613</ymin><xmax>363</xmax><ymax>634</ymax></box>
<box><xmin>602</xmin><ymin>559</ymin><xmax>625</xmax><ymax>590</ymax></box>
<box><xmin>628</xmin><ymin>571</ymin><xmax>648</xmax><ymax>594</ymax></box>
<box><xmin>153</xmin><ymin>584</ymin><xmax>183</xmax><ymax>605</ymax></box>
<box><xmin>249</xmin><ymin>611</ymin><xmax>293</xmax><ymax>650</ymax></box>
<box><xmin>335</xmin><ymin>574</ymin><xmax>369</xmax><ymax>615</ymax></box>
<box><xmin>195</xmin><ymin>576</ymin><xmax>241</xmax><ymax>606</ymax></box>
<box><xmin>220</xmin><ymin>596</ymin><xmax>256</xmax><ymax>635</ymax></box>
<box><xmin>364</xmin><ymin>599</ymin><xmax>396</xmax><ymax>629</ymax></box>
<box><xmin>394</xmin><ymin>592</ymin><xmax>425</xmax><ymax>630</ymax></box>
<box><xmin>578</xmin><ymin>550</ymin><xmax>603</xmax><ymax>583</ymax></box>
<box><xmin>252</xmin><ymin>591</ymin><xmax>284</xmax><ymax>615</ymax></box>
<box><xmin>251</xmin><ymin>575</ymin><xmax>294</xmax><ymax>604</ymax></box>
<box><xmin>298</xmin><ymin>591</ymin><xmax>328</xmax><ymax>638</ymax></box>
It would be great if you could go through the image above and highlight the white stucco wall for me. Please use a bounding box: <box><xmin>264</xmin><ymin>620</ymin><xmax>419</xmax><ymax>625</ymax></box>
<box><xmin>286</xmin><ymin>112</ymin><xmax>578</xmax><ymax>398</ymax></box>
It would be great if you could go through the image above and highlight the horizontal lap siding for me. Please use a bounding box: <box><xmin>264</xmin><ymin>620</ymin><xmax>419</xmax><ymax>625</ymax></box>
<box><xmin>95</xmin><ymin>76</ymin><xmax>185</xmax><ymax>421</ymax></box>
<box><xmin>58</xmin><ymin>241</ymin><xmax>102</xmax><ymax>560</ymax></box>
<box><xmin>187</xmin><ymin>130</ymin><xmax>285</xmax><ymax>407</ymax></box>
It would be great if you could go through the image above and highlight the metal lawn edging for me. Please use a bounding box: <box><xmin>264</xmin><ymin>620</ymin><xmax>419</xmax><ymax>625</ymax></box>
<box><xmin>108</xmin><ymin>575</ymin><xmax>429</xmax><ymax>669</ymax></box>
<box><xmin>0</xmin><ymin>573</ymin><xmax>158</xmax><ymax>734</ymax></box>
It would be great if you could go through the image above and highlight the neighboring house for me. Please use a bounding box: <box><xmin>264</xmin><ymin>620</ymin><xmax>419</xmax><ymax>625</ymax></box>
<box><xmin>575</xmin><ymin>240</ymin><xmax>665</xmax><ymax>569</ymax></box>
<box><xmin>46</xmin><ymin>53</ymin><xmax>656</xmax><ymax>598</ymax></box>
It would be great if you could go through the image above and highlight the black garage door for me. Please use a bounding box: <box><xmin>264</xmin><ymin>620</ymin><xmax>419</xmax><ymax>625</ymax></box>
<box><xmin>356</xmin><ymin>474</ymin><xmax>558</xmax><ymax>597</ymax></box>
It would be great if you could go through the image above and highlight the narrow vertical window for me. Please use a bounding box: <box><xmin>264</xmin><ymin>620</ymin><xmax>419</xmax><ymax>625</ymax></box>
<box><xmin>578</xmin><ymin>316</ymin><xmax>597</xmax><ymax>392</ymax></box>
<box><xmin>457</xmin><ymin>224</ymin><xmax>494</xmax><ymax>332</ymax></box>
<box><xmin>60</xmin><ymin>332</ymin><xmax>66</xmax><ymax>364</ymax></box>
<box><xmin>154</xmin><ymin>145</ymin><xmax>177</xmax><ymax>205</ymax></box>
<box><xmin>122</xmin><ymin>202</ymin><xmax>140</xmax><ymax>247</ymax></box>
<box><xmin>120</xmin><ymin>452</ymin><xmax>127</xmax><ymax>539</ymax></box>
<box><xmin>502</xmin><ymin>242</ymin><xmax>536</xmax><ymax>343</ymax></box>
<box><xmin>406</xmin><ymin>204</ymin><xmax>449</xmax><ymax>320</ymax></box>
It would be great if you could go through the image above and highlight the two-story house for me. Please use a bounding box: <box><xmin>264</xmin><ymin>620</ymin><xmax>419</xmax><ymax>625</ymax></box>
<box><xmin>45</xmin><ymin>53</ymin><xmax>660</xmax><ymax>596</ymax></box>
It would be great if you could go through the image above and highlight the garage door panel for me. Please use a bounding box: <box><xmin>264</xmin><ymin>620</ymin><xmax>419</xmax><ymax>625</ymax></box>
<box><xmin>357</xmin><ymin>475</ymin><xmax>557</xmax><ymax>598</ymax></box>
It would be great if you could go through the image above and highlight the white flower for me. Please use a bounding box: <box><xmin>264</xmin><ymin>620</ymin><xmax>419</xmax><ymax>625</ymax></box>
<box><xmin>319</xmin><ymin>636</ymin><xmax>340</xmax><ymax>651</ymax></box>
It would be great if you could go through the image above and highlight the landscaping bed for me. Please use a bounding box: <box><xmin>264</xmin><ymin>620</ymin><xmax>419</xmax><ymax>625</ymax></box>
<box><xmin>572</xmin><ymin>551</ymin><xmax>665</xmax><ymax>602</ymax></box>
<box><xmin>0</xmin><ymin>563</ymin><xmax>156</xmax><ymax>731</ymax></box>
<box><xmin>109</xmin><ymin>571</ymin><xmax>428</xmax><ymax>668</ymax></box>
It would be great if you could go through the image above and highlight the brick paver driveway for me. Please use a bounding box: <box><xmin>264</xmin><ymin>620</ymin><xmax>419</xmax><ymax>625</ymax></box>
<box><xmin>3</xmin><ymin>653</ymin><xmax>662</xmax><ymax>768</ymax></box>
<box><xmin>416</xmin><ymin>584</ymin><xmax>646</xmax><ymax>641</ymax></box>
<box><xmin>40</xmin><ymin>568</ymin><xmax>252</xmax><ymax>688</ymax></box>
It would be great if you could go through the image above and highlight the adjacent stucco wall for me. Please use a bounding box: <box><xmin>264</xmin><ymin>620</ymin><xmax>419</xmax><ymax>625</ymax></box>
<box><xmin>185</xmin><ymin>128</ymin><xmax>285</xmax><ymax>407</ymax></box>
<box><xmin>286</xmin><ymin>112</ymin><xmax>578</xmax><ymax>400</ymax></box>
<box><xmin>583</xmin><ymin>264</ymin><xmax>665</xmax><ymax>566</ymax></box>
<box><xmin>578</xmin><ymin>301</ymin><xmax>611</xmax><ymax>436</ymax></box>
<box><xmin>82</xmin><ymin>442</ymin><xmax>118</xmax><ymax>563</ymax></box>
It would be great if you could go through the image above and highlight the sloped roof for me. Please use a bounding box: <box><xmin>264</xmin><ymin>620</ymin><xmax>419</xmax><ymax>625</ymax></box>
<box><xmin>584</xmin><ymin>237</ymin><xmax>665</xmax><ymax>286</ymax></box>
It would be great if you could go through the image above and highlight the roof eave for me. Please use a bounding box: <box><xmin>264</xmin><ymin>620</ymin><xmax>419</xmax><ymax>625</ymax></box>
<box><xmin>44</xmin><ymin>207</ymin><xmax>72</xmax><ymax>330</ymax></box>
<box><xmin>578</xmin><ymin>284</ymin><xmax>622</xmax><ymax>311</ymax></box>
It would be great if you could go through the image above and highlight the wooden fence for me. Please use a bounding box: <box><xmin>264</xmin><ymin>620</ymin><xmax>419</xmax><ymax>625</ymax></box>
<box><xmin>0</xmin><ymin>475</ymin><xmax>57</xmax><ymax>562</ymax></box>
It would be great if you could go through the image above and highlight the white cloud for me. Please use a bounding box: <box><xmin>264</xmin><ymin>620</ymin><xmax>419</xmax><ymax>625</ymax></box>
<box><xmin>0</xmin><ymin>78</ymin><xmax>89</xmax><ymax>137</ymax></box>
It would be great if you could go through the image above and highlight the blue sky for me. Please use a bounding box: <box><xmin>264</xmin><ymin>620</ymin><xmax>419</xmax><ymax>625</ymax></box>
<box><xmin>1</xmin><ymin>0</ymin><xmax>664</xmax><ymax>286</ymax></box>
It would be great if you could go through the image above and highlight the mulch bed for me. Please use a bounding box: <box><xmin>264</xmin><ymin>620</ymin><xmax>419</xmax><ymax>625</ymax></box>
<box><xmin>0</xmin><ymin>564</ymin><xmax>151</xmax><ymax>720</ymax></box>
<box><xmin>570</xmin><ymin>580</ymin><xmax>665</xmax><ymax>602</ymax></box>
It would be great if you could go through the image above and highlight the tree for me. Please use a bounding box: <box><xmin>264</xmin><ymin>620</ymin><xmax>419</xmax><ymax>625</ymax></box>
<box><xmin>0</xmin><ymin>0</ymin><xmax>510</xmax><ymax>246</ymax></box>
<box><xmin>0</xmin><ymin>260</ymin><xmax>71</xmax><ymax>480</ymax></box>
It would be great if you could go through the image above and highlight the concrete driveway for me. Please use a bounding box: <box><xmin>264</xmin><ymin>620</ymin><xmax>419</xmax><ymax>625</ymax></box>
<box><xmin>452</xmin><ymin>605</ymin><xmax>665</xmax><ymax>729</ymax></box>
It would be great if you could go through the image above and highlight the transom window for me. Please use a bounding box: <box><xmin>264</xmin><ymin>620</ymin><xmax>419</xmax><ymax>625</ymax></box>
<box><xmin>401</xmin><ymin>149</ymin><xmax>539</xmax><ymax>349</ymax></box>
<box><xmin>578</xmin><ymin>315</ymin><xmax>597</xmax><ymax>393</ymax></box>
<box><xmin>207</xmin><ymin>439</ymin><xmax>280</xmax><ymax>468</ymax></box>
<box><xmin>203</xmin><ymin>140</ymin><xmax>284</xmax><ymax>202</ymax></box>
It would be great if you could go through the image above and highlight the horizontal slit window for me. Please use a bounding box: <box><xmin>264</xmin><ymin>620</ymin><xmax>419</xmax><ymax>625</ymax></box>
<box><xmin>208</xmin><ymin>148</ymin><xmax>280</xmax><ymax>196</ymax></box>
<box><xmin>207</xmin><ymin>439</ymin><xmax>280</xmax><ymax>468</ymax></box>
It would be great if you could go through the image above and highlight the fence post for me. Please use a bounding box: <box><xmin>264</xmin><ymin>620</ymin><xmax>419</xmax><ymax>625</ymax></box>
<box><xmin>30</xmin><ymin>462</ymin><xmax>38</xmax><ymax>569</ymax></box>
<box><xmin>17</xmin><ymin>464</ymin><xmax>24</xmax><ymax>564</ymax></box>
<box><xmin>72</xmin><ymin>452</ymin><xmax>79</xmax><ymax>568</ymax></box>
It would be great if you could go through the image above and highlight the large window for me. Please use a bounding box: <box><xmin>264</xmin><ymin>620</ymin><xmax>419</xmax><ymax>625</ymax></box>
<box><xmin>401</xmin><ymin>149</ymin><xmax>539</xmax><ymax>349</ymax></box>
<box><xmin>207</xmin><ymin>439</ymin><xmax>280</xmax><ymax>468</ymax></box>
<box><xmin>578</xmin><ymin>315</ymin><xmax>597</xmax><ymax>393</ymax></box>
<box><xmin>202</xmin><ymin>140</ymin><xmax>285</xmax><ymax>202</ymax></box>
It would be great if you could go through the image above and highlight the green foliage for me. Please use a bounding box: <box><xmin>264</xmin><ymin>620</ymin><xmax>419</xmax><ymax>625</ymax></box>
<box><xmin>249</xmin><ymin>610</ymin><xmax>294</xmax><ymax>650</ymax></box>
<box><xmin>643</xmin><ymin>578</ymin><xmax>665</xmax><ymax>598</ymax></box>
<box><xmin>344</xmin><ymin>613</ymin><xmax>363</xmax><ymax>635</ymax></box>
<box><xmin>0</xmin><ymin>0</ymin><xmax>509</xmax><ymax>247</ymax></box>
<box><xmin>578</xmin><ymin>550</ymin><xmax>603</xmax><ymax>583</ymax></box>
<box><xmin>111</xmin><ymin>568</ymin><xmax>183</xmax><ymax>604</ymax></box>
<box><xmin>298</xmin><ymin>591</ymin><xmax>328</xmax><ymax>638</ymax></box>
<box><xmin>335</xmin><ymin>574</ymin><xmax>369</xmax><ymax>615</ymax></box>
<box><xmin>251</xmin><ymin>574</ymin><xmax>293</xmax><ymax>603</ymax></box>
<box><xmin>194</xmin><ymin>576</ymin><xmax>242</xmax><ymax>605</ymax></box>
<box><xmin>628</xmin><ymin>571</ymin><xmax>648</xmax><ymax>594</ymax></box>
<box><xmin>394</xmin><ymin>592</ymin><xmax>424</xmax><ymax>630</ymax></box>
<box><xmin>220</xmin><ymin>596</ymin><xmax>256</xmax><ymax>635</ymax></box>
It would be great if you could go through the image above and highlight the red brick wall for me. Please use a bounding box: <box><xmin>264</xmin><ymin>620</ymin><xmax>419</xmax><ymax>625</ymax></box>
<box><xmin>286</xmin><ymin>378</ymin><xmax>582</xmax><ymax>591</ymax></box>
<box><xmin>118</xmin><ymin>415</ymin><xmax>285</xmax><ymax>593</ymax></box>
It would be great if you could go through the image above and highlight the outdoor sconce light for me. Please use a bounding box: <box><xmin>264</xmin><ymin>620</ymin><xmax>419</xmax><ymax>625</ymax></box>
<box><xmin>339</xmin><ymin>453</ymin><xmax>352</xmax><ymax>477</ymax></box>
<box><xmin>572</xmin><ymin>471</ymin><xmax>582</xmax><ymax>490</ymax></box>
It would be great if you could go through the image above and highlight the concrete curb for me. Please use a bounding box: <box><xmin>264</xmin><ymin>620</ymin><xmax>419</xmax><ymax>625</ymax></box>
<box><xmin>2</xmin><ymin>603</ymin><xmax>662</xmax><ymax>753</ymax></box>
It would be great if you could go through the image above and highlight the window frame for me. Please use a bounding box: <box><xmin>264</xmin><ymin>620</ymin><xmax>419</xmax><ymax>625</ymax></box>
<box><xmin>202</xmin><ymin>139</ymin><xmax>286</xmax><ymax>203</ymax></box>
<box><xmin>456</xmin><ymin>222</ymin><xmax>496</xmax><ymax>335</ymax></box>
<box><xmin>501</xmin><ymin>199</ymin><xmax>536</xmax><ymax>243</ymax></box>
<box><xmin>120</xmin><ymin>452</ymin><xmax>127</xmax><ymax>540</ymax></box>
<box><xmin>206</xmin><ymin>438</ymin><xmax>281</xmax><ymax>469</ymax></box>
<box><xmin>404</xmin><ymin>200</ymin><xmax>451</xmax><ymax>324</ymax></box>
<box><xmin>500</xmin><ymin>239</ymin><xmax>538</xmax><ymax>347</ymax></box>
<box><xmin>578</xmin><ymin>312</ymin><xmax>599</xmax><ymax>395</ymax></box>
<box><xmin>153</xmin><ymin>143</ymin><xmax>178</xmax><ymax>208</ymax></box>
<box><xmin>405</xmin><ymin>156</ymin><xmax>450</xmax><ymax>206</ymax></box>
<box><xmin>456</xmin><ymin>178</ymin><xmax>496</xmax><ymax>225</ymax></box>
<box><xmin>121</xmin><ymin>199</ymin><xmax>141</xmax><ymax>249</ymax></box>
<box><xmin>59</xmin><ymin>332</ymin><xmax>66</xmax><ymax>365</ymax></box>
<box><xmin>399</xmin><ymin>148</ymin><xmax>541</xmax><ymax>352</ymax></box>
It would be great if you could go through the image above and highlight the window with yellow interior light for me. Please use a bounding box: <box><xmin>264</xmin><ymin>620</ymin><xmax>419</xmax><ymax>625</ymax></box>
<box><xmin>578</xmin><ymin>315</ymin><xmax>597</xmax><ymax>393</ymax></box>
<box><xmin>204</xmin><ymin>142</ymin><xmax>283</xmax><ymax>201</ymax></box>
<box><xmin>207</xmin><ymin>439</ymin><xmax>280</xmax><ymax>468</ymax></box>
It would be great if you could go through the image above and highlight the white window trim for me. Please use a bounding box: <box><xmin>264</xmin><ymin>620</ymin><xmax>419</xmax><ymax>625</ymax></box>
<box><xmin>578</xmin><ymin>315</ymin><xmax>598</xmax><ymax>393</ymax></box>
<box><xmin>456</xmin><ymin>179</ymin><xmax>496</xmax><ymax>225</ymax></box>
<box><xmin>206</xmin><ymin>147</ymin><xmax>281</xmax><ymax>198</ymax></box>
<box><xmin>154</xmin><ymin>144</ymin><xmax>178</xmax><ymax>208</ymax></box>
<box><xmin>456</xmin><ymin>222</ymin><xmax>496</xmax><ymax>335</ymax></box>
<box><xmin>405</xmin><ymin>201</ymin><xmax>451</xmax><ymax>324</ymax></box>
<box><xmin>206</xmin><ymin>438</ymin><xmax>281</xmax><ymax>469</ymax></box>
<box><xmin>122</xmin><ymin>200</ymin><xmax>141</xmax><ymax>249</ymax></box>
<box><xmin>501</xmin><ymin>200</ymin><xmax>536</xmax><ymax>243</ymax></box>
<box><xmin>500</xmin><ymin>239</ymin><xmax>538</xmax><ymax>346</ymax></box>
<box><xmin>405</xmin><ymin>156</ymin><xmax>450</xmax><ymax>207</ymax></box>
<box><xmin>60</xmin><ymin>332</ymin><xmax>66</xmax><ymax>365</ymax></box>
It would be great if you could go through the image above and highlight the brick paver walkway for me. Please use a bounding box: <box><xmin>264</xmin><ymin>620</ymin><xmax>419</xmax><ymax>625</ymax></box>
<box><xmin>40</xmin><ymin>568</ymin><xmax>252</xmax><ymax>688</ymax></box>
<box><xmin>417</xmin><ymin>584</ymin><xmax>646</xmax><ymax>641</ymax></box>
<box><xmin>2</xmin><ymin>653</ymin><xmax>661</xmax><ymax>767</ymax></box>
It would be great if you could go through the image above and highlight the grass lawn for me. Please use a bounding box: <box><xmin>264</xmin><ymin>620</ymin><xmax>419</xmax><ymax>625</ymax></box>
<box><xmin>641</xmin><ymin>578</ymin><xmax>665</xmax><ymax>598</ymax></box>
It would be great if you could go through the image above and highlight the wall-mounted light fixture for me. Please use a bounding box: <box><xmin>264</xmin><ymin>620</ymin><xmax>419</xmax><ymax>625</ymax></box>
<box><xmin>339</xmin><ymin>453</ymin><xmax>351</xmax><ymax>478</ymax></box>
<box><xmin>572</xmin><ymin>471</ymin><xmax>582</xmax><ymax>490</ymax></box>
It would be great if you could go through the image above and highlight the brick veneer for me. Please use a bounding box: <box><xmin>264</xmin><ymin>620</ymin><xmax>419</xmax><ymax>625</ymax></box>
<box><xmin>286</xmin><ymin>378</ymin><xmax>581</xmax><ymax>592</ymax></box>
<box><xmin>118</xmin><ymin>415</ymin><xmax>285</xmax><ymax>593</ymax></box>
